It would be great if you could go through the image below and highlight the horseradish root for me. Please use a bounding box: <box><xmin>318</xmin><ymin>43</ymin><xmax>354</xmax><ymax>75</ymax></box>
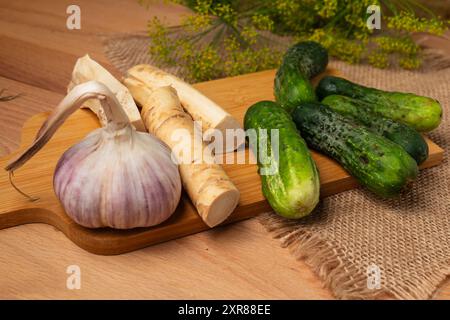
<box><xmin>124</xmin><ymin>77</ymin><xmax>240</xmax><ymax>227</ymax></box>
<box><xmin>68</xmin><ymin>54</ymin><xmax>145</xmax><ymax>131</ymax></box>
<box><xmin>5</xmin><ymin>81</ymin><xmax>181</xmax><ymax>229</ymax></box>
<box><xmin>126</xmin><ymin>64</ymin><xmax>243</xmax><ymax>153</ymax></box>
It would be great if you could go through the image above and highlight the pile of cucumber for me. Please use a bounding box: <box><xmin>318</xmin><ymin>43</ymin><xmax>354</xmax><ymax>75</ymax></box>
<box><xmin>244</xmin><ymin>41</ymin><xmax>443</xmax><ymax>219</ymax></box>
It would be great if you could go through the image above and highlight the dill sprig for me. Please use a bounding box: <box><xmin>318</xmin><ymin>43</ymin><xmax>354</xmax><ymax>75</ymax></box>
<box><xmin>141</xmin><ymin>0</ymin><xmax>449</xmax><ymax>81</ymax></box>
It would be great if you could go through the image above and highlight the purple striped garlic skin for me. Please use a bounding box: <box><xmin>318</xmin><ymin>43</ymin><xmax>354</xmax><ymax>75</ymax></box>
<box><xmin>53</xmin><ymin>125</ymin><xmax>181</xmax><ymax>229</ymax></box>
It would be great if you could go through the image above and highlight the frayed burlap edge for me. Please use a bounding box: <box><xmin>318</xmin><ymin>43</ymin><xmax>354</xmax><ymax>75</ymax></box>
<box><xmin>259</xmin><ymin>212</ymin><xmax>450</xmax><ymax>300</ymax></box>
<box><xmin>259</xmin><ymin>212</ymin><xmax>385</xmax><ymax>300</ymax></box>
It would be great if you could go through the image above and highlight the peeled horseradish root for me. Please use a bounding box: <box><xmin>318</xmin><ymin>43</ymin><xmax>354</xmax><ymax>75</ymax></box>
<box><xmin>122</xmin><ymin>77</ymin><xmax>240</xmax><ymax>227</ymax></box>
<box><xmin>68</xmin><ymin>54</ymin><xmax>146</xmax><ymax>132</ymax></box>
<box><xmin>5</xmin><ymin>81</ymin><xmax>182</xmax><ymax>229</ymax></box>
<box><xmin>125</xmin><ymin>64</ymin><xmax>244</xmax><ymax>154</ymax></box>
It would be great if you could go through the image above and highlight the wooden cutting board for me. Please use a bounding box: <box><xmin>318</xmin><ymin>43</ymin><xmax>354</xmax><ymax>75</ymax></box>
<box><xmin>0</xmin><ymin>69</ymin><xmax>444</xmax><ymax>255</ymax></box>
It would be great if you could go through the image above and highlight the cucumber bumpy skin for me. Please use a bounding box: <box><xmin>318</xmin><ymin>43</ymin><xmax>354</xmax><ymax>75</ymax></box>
<box><xmin>322</xmin><ymin>95</ymin><xmax>429</xmax><ymax>164</ymax></box>
<box><xmin>274</xmin><ymin>41</ymin><xmax>328</xmax><ymax>113</ymax></box>
<box><xmin>274</xmin><ymin>63</ymin><xmax>316</xmax><ymax>114</ymax></box>
<box><xmin>316</xmin><ymin>76</ymin><xmax>442</xmax><ymax>132</ymax></box>
<box><xmin>282</xmin><ymin>41</ymin><xmax>329</xmax><ymax>79</ymax></box>
<box><xmin>291</xmin><ymin>102</ymin><xmax>418</xmax><ymax>198</ymax></box>
<box><xmin>244</xmin><ymin>101</ymin><xmax>320</xmax><ymax>219</ymax></box>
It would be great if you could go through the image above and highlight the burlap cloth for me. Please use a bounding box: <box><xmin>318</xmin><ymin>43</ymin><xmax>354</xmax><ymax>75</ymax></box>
<box><xmin>104</xmin><ymin>34</ymin><xmax>450</xmax><ymax>299</ymax></box>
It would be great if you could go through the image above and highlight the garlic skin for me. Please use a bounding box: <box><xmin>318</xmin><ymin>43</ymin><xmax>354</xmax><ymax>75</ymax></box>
<box><xmin>54</xmin><ymin>125</ymin><xmax>181</xmax><ymax>229</ymax></box>
<box><xmin>6</xmin><ymin>81</ymin><xmax>182</xmax><ymax>229</ymax></box>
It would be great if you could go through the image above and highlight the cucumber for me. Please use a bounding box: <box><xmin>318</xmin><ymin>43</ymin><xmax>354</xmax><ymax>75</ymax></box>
<box><xmin>316</xmin><ymin>76</ymin><xmax>442</xmax><ymax>132</ymax></box>
<box><xmin>274</xmin><ymin>41</ymin><xmax>328</xmax><ymax>113</ymax></box>
<box><xmin>244</xmin><ymin>101</ymin><xmax>320</xmax><ymax>218</ymax></box>
<box><xmin>282</xmin><ymin>41</ymin><xmax>329</xmax><ymax>78</ymax></box>
<box><xmin>291</xmin><ymin>102</ymin><xmax>418</xmax><ymax>198</ymax></box>
<box><xmin>322</xmin><ymin>95</ymin><xmax>429</xmax><ymax>164</ymax></box>
<box><xmin>274</xmin><ymin>64</ymin><xmax>316</xmax><ymax>113</ymax></box>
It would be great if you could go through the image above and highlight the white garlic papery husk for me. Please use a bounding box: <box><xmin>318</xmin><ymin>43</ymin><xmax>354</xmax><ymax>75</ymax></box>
<box><xmin>54</xmin><ymin>126</ymin><xmax>181</xmax><ymax>228</ymax></box>
<box><xmin>6</xmin><ymin>81</ymin><xmax>182</xmax><ymax>229</ymax></box>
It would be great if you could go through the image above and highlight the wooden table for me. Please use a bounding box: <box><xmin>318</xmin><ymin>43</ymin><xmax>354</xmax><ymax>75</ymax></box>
<box><xmin>0</xmin><ymin>0</ymin><xmax>448</xmax><ymax>299</ymax></box>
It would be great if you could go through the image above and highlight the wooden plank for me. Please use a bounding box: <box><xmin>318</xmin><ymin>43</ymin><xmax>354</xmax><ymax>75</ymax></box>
<box><xmin>0</xmin><ymin>35</ymin><xmax>119</xmax><ymax>94</ymax></box>
<box><xmin>0</xmin><ymin>218</ymin><xmax>334</xmax><ymax>299</ymax></box>
<box><xmin>0</xmin><ymin>76</ymin><xmax>59</xmax><ymax>156</ymax></box>
<box><xmin>0</xmin><ymin>0</ymin><xmax>190</xmax><ymax>93</ymax></box>
<box><xmin>0</xmin><ymin>0</ymin><xmax>189</xmax><ymax>62</ymax></box>
<box><xmin>0</xmin><ymin>71</ymin><xmax>444</xmax><ymax>255</ymax></box>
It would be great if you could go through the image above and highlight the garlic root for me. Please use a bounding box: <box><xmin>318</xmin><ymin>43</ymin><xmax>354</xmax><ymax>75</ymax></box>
<box><xmin>126</xmin><ymin>64</ymin><xmax>244</xmax><ymax>154</ymax></box>
<box><xmin>124</xmin><ymin>78</ymin><xmax>240</xmax><ymax>227</ymax></box>
<box><xmin>8</xmin><ymin>171</ymin><xmax>39</xmax><ymax>202</ymax></box>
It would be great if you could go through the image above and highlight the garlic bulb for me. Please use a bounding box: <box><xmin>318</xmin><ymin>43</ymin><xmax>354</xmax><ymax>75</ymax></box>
<box><xmin>6</xmin><ymin>81</ymin><xmax>182</xmax><ymax>229</ymax></box>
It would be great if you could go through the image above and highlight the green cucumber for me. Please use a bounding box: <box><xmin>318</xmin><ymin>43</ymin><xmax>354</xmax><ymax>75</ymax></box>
<box><xmin>274</xmin><ymin>64</ymin><xmax>316</xmax><ymax>113</ymax></box>
<box><xmin>322</xmin><ymin>95</ymin><xmax>429</xmax><ymax>164</ymax></box>
<box><xmin>291</xmin><ymin>102</ymin><xmax>418</xmax><ymax>198</ymax></box>
<box><xmin>244</xmin><ymin>101</ymin><xmax>320</xmax><ymax>218</ymax></box>
<box><xmin>316</xmin><ymin>76</ymin><xmax>442</xmax><ymax>132</ymax></box>
<box><xmin>282</xmin><ymin>41</ymin><xmax>329</xmax><ymax>78</ymax></box>
<box><xmin>274</xmin><ymin>41</ymin><xmax>328</xmax><ymax>113</ymax></box>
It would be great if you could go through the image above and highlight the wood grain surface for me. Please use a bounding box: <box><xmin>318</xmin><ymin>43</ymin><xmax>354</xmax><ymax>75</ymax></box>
<box><xmin>0</xmin><ymin>0</ymin><xmax>448</xmax><ymax>299</ymax></box>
